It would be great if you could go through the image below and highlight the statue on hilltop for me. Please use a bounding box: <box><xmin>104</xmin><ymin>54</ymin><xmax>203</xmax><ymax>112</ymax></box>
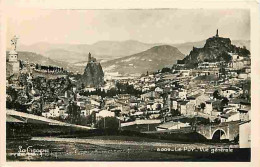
<box><xmin>215</xmin><ymin>29</ymin><xmax>219</xmax><ymax>38</ymax></box>
<box><xmin>11</xmin><ymin>35</ymin><xmax>19</xmax><ymax>51</ymax></box>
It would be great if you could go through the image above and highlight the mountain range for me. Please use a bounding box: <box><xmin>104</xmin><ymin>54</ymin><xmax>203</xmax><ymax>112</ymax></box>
<box><xmin>17</xmin><ymin>39</ymin><xmax>250</xmax><ymax>61</ymax></box>
<box><xmin>17</xmin><ymin>40</ymin><xmax>159</xmax><ymax>63</ymax></box>
<box><xmin>9</xmin><ymin>39</ymin><xmax>250</xmax><ymax>75</ymax></box>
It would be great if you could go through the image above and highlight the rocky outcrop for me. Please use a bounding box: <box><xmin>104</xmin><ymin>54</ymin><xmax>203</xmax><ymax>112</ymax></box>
<box><xmin>182</xmin><ymin>31</ymin><xmax>250</xmax><ymax>65</ymax></box>
<box><xmin>81</xmin><ymin>53</ymin><xmax>104</xmax><ymax>87</ymax></box>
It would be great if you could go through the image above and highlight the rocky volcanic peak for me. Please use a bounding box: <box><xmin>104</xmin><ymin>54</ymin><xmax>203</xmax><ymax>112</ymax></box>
<box><xmin>81</xmin><ymin>53</ymin><xmax>104</xmax><ymax>88</ymax></box>
<box><xmin>183</xmin><ymin>32</ymin><xmax>250</xmax><ymax>65</ymax></box>
<box><xmin>204</xmin><ymin>37</ymin><xmax>232</xmax><ymax>49</ymax></box>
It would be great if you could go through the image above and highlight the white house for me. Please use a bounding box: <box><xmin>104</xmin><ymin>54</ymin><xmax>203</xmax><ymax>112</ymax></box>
<box><xmin>220</xmin><ymin>112</ymin><xmax>240</xmax><ymax>122</ymax></box>
<box><xmin>238</xmin><ymin>73</ymin><xmax>250</xmax><ymax>80</ymax></box>
<box><xmin>180</xmin><ymin>70</ymin><xmax>191</xmax><ymax>77</ymax></box>
<box><xmin>146</xmin><ymin>101</ymin><xmax>163</xmax><ymax>111</ymax></box>
<box><xmin>238</xmin><ymin>109</ymin><xmax>250</xmax><ymax>122</ymax></box>
<box><xmin>155</xmin><ymin>87</ymin><xmax>163</xmax><ymax>94</ymax></box>
<box><xmin>171</xmin><ymin>99</ymin><xmax>178</xmax><ymax>110</ymax></box>
<box><xmin>179</xmin><ymin>101</ymin><xmax>189</xmax><ymax>115</ymax></box>
<box><xmin>49</xmin><ymin>105</ymin><xmax>60</xmax><ymax>118</ymax></box>
<box><xmin>81</xmin><ymin>109</ymin><xmax>88</xmax><ymax>116</ymax></box>
<box><xmin>96</xmin><ymin>110</ymin><xmax>115</xmax><ymax>121</ymax></box>
<box><xmin>221</xmin><ymin>87</ymin><xmax>240</xmax><ymax>98</ymax></box>
<box><xmin>178</xmin><ymin>89</ymin><xmax>187</xmax><ymax>99</ymax></box>
<box><xmin>156</xmin><ymin>121</ymin><xmax>190</xmax><ymax>131</ymax></box>
<box><xmin>42</xmin><ymin>112</ymin><xmax>52</xmax><ymax>118</ymax></box>
<box><xmin>205</xmin><ymin>100</ymin><xmax>214</xmax><ymax>115</ymax></box>
<box><xmin>90</xmin><ymin>99</ymin><xmax>100</xmax><ymax>107</ymax></box>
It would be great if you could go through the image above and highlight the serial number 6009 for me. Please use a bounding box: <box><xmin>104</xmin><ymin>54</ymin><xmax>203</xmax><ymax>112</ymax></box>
<box><xmin>157</xmin><ymin>148</ymin><xmax>172</xmax><ymax>152</ymax></box>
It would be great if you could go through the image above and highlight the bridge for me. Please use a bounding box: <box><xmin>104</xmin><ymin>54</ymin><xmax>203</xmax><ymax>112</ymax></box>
<box><xmin>6</xmin><ymin>109</ymin><xmax>94</xmax><ymax>130</ymax></box>
<box><xmin>196</xmin><ymin>121</ymin><xmax>240</xmax><ymax>141</ymax></box>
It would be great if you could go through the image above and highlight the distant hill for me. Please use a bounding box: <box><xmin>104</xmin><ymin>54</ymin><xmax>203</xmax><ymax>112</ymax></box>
<box><xmin>89</xmin><ymin>40</ymin><xmax>160</xmax><ymax>57</ymax></box>
<box><xmin>18</xmin><ymin>40</ymin><xmax>159</xmax><ymax>62</ymax></box>
<box><xmin>17</xmin><ymin>39</ymin><xmax>249</xmax><ymax>63</ymax></box>
<box><xmin>102</xmin><ymin>45</ymin><xmax>185</xmax><ymax>75</ymax></box>
<box><xmin>232</xmin><ymin>40</ymin><xmax>250</xmax><ymax>51</ymax></box>
<box><xmin>8</xmin><ymin>51</ymin><xmax>82</xmax><ymax>73</ymax></box>
<box><xmin>44</xmin><ymin>49</ymin><xmax>88</xmax><ymax>63</ymax></box>
<box><xmin>172</xmin><ymin>40</ymin><xmax>206</xmax><ymax>55</ymax></box>
<box><xmin>14</xmin><ymin>39</ymin><xmax>250</xmax><ymax>75</ymax></box>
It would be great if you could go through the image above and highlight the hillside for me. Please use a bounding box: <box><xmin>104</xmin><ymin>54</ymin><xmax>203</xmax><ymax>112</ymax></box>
<box><xmin>182</xmin><ymin>36</ymin><xmax>250</xmax><ymax>65</ymax></box>
<box><xmin>17</xmin><ymin>39</ymin><xmax>249</xmax><ymax>64</ymax></box>
<box><xmin>172</xmin><ymin>40</ymin><xmax>250</xmax><ymax>55</ymax></box>
<box><xmin>8</xmin><ymin>51</ymin><xmax>81</xmax><ymax>72</ymax></box>
<box><xmin>102</xmin><ymin>45</ymin><xmax>185</xmax><ymax>75</ymax></box>
<box><xmin>89</xmin><ymin>40</ymin><xmax>160</xmax><ymax>57</ymax></box>
<box><xmin>18</xmin><ymin>40</ymin><xmax>158</xmax><ymax>62</ymax></box>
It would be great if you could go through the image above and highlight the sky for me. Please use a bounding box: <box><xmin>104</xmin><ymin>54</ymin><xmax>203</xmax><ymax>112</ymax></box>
<box><xmin>6</xmin><ymin>8</ymin><xmax>250</xmax><ymax>46</ymax></box>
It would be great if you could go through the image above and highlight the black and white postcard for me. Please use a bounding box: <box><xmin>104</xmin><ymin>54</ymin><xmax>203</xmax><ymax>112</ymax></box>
<box><xmin>1</xmin><ymin>0</ymin><xmax>259</xmax><ymax>166</ymax></box>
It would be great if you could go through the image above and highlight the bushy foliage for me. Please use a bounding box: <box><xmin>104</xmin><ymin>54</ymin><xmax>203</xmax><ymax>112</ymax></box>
<box><xmin>96</xmin><ymin>117</ymin><xmax>120</xmax><ymax>130</ymax></box>
<box><xmin>161</xmin><ymin>67</ymin><xmax>171</xmax><ymax>73</ymax></box>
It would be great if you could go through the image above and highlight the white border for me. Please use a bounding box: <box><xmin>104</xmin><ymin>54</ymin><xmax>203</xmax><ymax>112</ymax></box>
<box><xmin>0</xmin><ymin>0</ymin><xmax>259</xmax><ymax>167</ymax></box>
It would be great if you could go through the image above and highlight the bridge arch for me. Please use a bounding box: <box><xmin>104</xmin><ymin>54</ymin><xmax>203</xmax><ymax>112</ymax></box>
<box><xmin>211</xmin><ymin>128</ymin><xmax>227</xmax><ymax>140</ymax></box>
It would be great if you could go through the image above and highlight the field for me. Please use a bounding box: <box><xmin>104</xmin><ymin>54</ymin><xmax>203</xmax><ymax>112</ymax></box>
<box><xmin>6</xmin><ymin>136</ymin><xmax>250</xmax><ymax>161</ymax></box>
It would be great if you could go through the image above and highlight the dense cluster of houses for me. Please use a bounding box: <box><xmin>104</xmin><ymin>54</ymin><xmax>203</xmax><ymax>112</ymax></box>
<box><xmin>6</xmin><ymin>43</ymin><xmax>251</xmax><ymax>134</ymax></box>
<box><xmin>24</xmin><ymin>51</ymin><xmax>250</xmax><ymax>132</ymax></box>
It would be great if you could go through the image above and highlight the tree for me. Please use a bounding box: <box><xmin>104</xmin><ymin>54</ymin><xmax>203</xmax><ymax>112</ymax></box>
<box><xmin>79</xmin><ymin>112</ymin><xmax>96</xmax><ymax>126</ymax></box>
<box><xmin>221</xmin><ymin>97</ymin><xmax>229</xmax><ymax>107</ymax></box>
<box><xmin>213</xmin><ymin>90</ymin><xmax>221</xmax><ymax>99</ymax></box>
<box><xmin>234</xmin><ymin>134</ymin><xmax>239</xmax><ymax>143</ymax></box>
<box><xmin>213</xmin><ymin>118</ymin><xmax>221</xmax><ymax>125</ymax></box>
<box><xmin>6</xmin><ymin>87</ymin><xmax>18</xmax><ymax>102</ymax></box>
<box><xmin>19</xmin><ymin>60</ymin><xmax>24</xmax><ymax>70</ymax></box>
<box><xmin>200</xmin><ymin>103</ymin><xmax>206</xmax><ymax>110</ymax></box>
<box><xmin>161</xmin><ymin>67</ymin><xmax>171</xmax><ymax>73</ymax></box>
<box><xmin>220</xmin><ymin>52</ymin><xmax>232</xmax><ymax>62</ymax></box>
<box><xmin>67</xmin><ymin>102</ymin><xmax>81</xmax><ymax>124</ymax></box>
<box><xmin>96</xmin><ymin>117</ymin><xmax>119</xmax><ymax>130</ymax></box>
<box><xmin>170</xmin><ymin>109</ymin><xmax>180</xmax><ymax>116</ymax></box>
<box><xmin>156</xmin><ymin>104</ymin><xmax>162</xmax><ymax>110</ymax></box>
<box><xmin>219</xmin><ymin>67</ymin><xmax>226</xmax><ymax>75</ymax></box>
<box><xmin>239</xmin><ymin>46</ymin><xmax>250</xmax><ymax>57</ymax></box>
